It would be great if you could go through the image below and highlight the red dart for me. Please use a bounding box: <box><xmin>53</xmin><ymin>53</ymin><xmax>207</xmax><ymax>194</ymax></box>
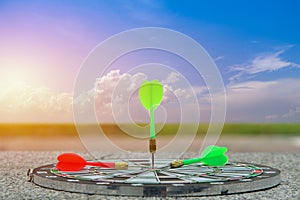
<box><xmin>56</xmin><ymin>153</ymin><xmax>128</xmax><ymax>171</ymax></box>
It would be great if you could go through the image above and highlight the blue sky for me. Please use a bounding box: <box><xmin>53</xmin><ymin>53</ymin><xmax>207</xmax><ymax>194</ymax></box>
<box><xmin>0</xmin><ymin>0</ymin><xmax>299</xmax><ymax>122</ymax></box>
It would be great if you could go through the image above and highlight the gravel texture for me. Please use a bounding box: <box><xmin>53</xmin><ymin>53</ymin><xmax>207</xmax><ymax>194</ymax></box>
<box><xmin>1</xmin><ymin>151</ymin><xmax>299</xmax><ymax>200</ymax></box>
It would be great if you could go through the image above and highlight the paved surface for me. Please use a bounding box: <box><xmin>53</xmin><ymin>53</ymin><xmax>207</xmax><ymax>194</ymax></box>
<box><xmin>1</xmin><ymin>151</ymin><xmax>299</xmax><ymax>200</ymax></box>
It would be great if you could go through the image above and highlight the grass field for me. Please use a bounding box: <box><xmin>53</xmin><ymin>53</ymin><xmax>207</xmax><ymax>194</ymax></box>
<box><xmin>0</xmin><ymin>123</ymin><xmax>299</xmax><ymax>151</ymax></box>
<box><xmin>0</xmin><ymin>123</ymin><xmax>299</xmax><ymax>137</ymax></box>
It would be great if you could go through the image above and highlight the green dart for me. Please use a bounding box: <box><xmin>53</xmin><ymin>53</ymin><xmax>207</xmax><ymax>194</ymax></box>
<box><xmin>139</xmin><ymin>80</ymin><xmax>163</xmax><ymax>168</ymax></box>
<box><xmin>170</xmin><ymin>145</ymin><xmax>228</xmax><ymax>168</ymax></box>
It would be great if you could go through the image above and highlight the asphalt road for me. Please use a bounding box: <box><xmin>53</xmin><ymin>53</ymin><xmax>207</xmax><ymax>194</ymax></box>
<box><xmin>1</xmin><ymin>151</ymin><xmax>299</xmax><ymax>200</ymax></box>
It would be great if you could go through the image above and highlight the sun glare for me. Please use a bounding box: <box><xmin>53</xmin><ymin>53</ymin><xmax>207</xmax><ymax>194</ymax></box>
<box><xmin>0</xmin><ymin>62</ymin><xmax>36</xmax><ymax>89</ymax></box>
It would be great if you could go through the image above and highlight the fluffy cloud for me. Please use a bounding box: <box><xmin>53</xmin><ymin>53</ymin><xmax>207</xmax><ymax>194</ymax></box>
<box><xmin>225</xmin><ymin>46</ymin><xmax>300</xmax><ymax>122</ymax></box>
<box><xmin>0</xmin><ymin>82</ymin><xmax>73</xmax><ymax>122</ymax></box>
<box><xmin>0</xmin><ymin>70</ymin><xmax>201</xmax><ymax>123</ymax></box>
<box><xmin>2</xmin><ymin>70</ymin><xmax>299</xmax><ymax>123</ymax></box>
<box><xmin>229</xmin><ymin>47</ymin><xmax>300</xmax><ymax>81</ymax></box>
<box><xmin>162</xmin><ymin>72</ymin><xmax>180</xmax><ymax>84</ymax></box>
<box><xmin>76</xmin><ymin>70</ymin><xmax>200</xmax><ymax>123</ymax></box>
<box><xmin>94</xmin><ymin>70</ymin><xmax>147</xmax><ymax>122</ymax></box>
<box><xmin>225</xmin><ymin>79</ymin><xmax>300</xmax><ymax>122</ymax></box>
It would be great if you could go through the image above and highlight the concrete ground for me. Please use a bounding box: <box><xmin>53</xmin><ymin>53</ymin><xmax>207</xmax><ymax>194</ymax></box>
<box><xmin>1</xmin><ymin>151</ymin><xmax>299</xmax><ymax>200</ymax></box>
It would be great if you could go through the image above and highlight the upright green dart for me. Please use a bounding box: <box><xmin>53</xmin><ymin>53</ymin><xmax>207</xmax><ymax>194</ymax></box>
<box><xmin>170</xmin><ymin>145</ymin><xmax>228</xmax><ymax>168</ymax></box>
<box><xmin>139</xmin><ymin>80</ymin><xmax>163</xmax><ymax>168</ymax></box>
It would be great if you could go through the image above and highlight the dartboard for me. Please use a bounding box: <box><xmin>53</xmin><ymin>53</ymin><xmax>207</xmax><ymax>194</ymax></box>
<box><xmin>28</xmin><ymin>159</ymin><xmax>281</xmax><ymax>197</ymax></box>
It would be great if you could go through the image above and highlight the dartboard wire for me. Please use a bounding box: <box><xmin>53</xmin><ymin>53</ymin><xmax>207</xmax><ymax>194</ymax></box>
<box><xmin>52</xmin><ymin>166</ymin><xmax>145</xmax><ymax>181</ymax></box>
<box><xmin>120</xmin><ymin>158</ymin><xmax>152</xmax><ymax>169</ymax></box>
<box><xmin>93</xmin><ymin>169</ymin><xmax>148</xmax><ymax>183</ymax></box>
<box><xmin>154</xmin><ymin>171</ymin><xmax>161</xmax><ymax>184</ymax></box>
<box><xmin>167</xmin><ymin>166</ymin><xmax>214</xmax><ymax>176</ymax></box>
<box><xmin>97</xmin><ymin>159</ymin><xmax>152</xmax><ymax>182</ymax></box>
<box><xmin>93</xmin><ymin>167</ymin><xmax>220</xmax><ymax>182</ymax></box>
<box><xmin>117</xmin><ymin>169</ymin><xmax>155</xmax><ymax>182</ymax></box>
<box><xmin>164</xmin><ymin>165</ymin><xmax>217</xmax><ymax>181</ymax></box>
<box><xmin>163</xmin><ymin>165</ymin><xmax>261</xmax><ymax>182</ymax></box>
<box><xmin>167</xmin><ymin>168</ymin><xmax>226</xmax><ymax>181</ymax></box>
<box><xmin>126</xmin><ymin>165</ymin><xmax>256</xmax><ymax>183</ymax></box>
<box><xmin>163</xmin><ymin>169</ymin><xmax>206</xmax><ymax>177</ymax></box>
<box><xmin>208</xmin><ymin>167</ymin><xmax>253</xmax><ymax>179</ymax></box>
<box><xmin>98</xmin><ymin>159</ymin><xmax>157</xmax><ymax>182</ymax></box>
<box><xmin>94</xmin><ymin>159</ymin><xmax>169</xmax><ymax>184</ymax></box>
<box><xmin>119</xmin><ymin>158</ymin><xmax>170</xmax><ymax>172</ymax></box>
<box><xmin>162</xmin><ymin>170</ymin><xmax>222</xmax><ymax>183</ymax></box>
<box><xmin>49</xmin><ymin>161</ymin><xmax>269</xmax><ymax>186</ymax></box>
<box><xmin>51</xmin><ymin>160</ymin><xmax>263</xmax><ymax>182</ymax></box>
<box><xmin>105</xmin><ymin>169</ymin><xmax>147</xmax><ymax>179</ymax></box>
<box><xmin>157</xmin><ymin>172</ymin><xmax>193</xmax><ymax>184</ymax></box>
<box><xmin>158</xmin><ymin>171</ymin><xmax>195</xmax><ymax>183</ymax></box>
<box><xmin>207</xmin><ymin>167</ymin><xmax>261</xmax><ymax>180</ymax></box>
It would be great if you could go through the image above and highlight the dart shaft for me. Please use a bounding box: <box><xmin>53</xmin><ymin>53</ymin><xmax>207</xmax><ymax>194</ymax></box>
<box><xmin>86</xmin><ymin>161</ymin><xmax>128</xmax><ymax>170</ymax></box>
<box><xmin>170</xmin><ymin>157</ymin><xmax>203</xmax><ymax>168</ymax></box>
<box><xmin>149</xmin><ymin>106</ymin><xmax>156</xmax><ymax>168</ymax></box>
<box><xmin>183</xmin><ymin>157</ymin><xmax>203</xmax><ymax>165</ymax></box>
<box><xmin>149</xmin><ymin>107</ymin><xmax>155</xmax><ymax>139</ymax></box>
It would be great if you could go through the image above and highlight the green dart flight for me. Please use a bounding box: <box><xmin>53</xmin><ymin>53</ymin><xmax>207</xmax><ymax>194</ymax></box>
<box><xmin>170</xmin><ymin>145</ymin><xmax>228</xmax><ymax>168</ymax></box>
<box><xmin>139</xmin><ymin>80</ymin><xmax>163</xmax><ymax>167</ymax></box>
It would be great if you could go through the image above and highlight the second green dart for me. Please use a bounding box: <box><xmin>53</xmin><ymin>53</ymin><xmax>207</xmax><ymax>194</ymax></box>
<box><xmin>170</xmin><ymin>145</ymin><xmax>228</xmax><ymax>168</ymax></box>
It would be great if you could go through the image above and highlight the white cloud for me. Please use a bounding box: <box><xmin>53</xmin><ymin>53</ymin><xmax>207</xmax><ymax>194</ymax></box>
<box><xmin>162</xmin><ymin>72</ymin><xmax>180</xmax><ymax>84</ymax></box>
<box><xmin>74</xmin><ymin>70</ymin><xmax>202</xmax><ymax>123</ymax></box>
<box><xmin>2</xmin><ymin>70</ymin><xmax>299</xmax><ymax>123</ymax></box>
<box><xmin>0</xmin><ymin>70</ymin><xmax>203</xmax><ymax>123</ymax></box>
<box><xmin>229</xmin><ymin>47</ymin><xmax>300</xmax><ymax>81</ymax></box>
<box><xmin>94</xmin><ymin>70</ymin><xmax>147</xmax><ymax>122</ymax></box>
<box><xmin>174</xmin><ymin>88</ymin><xmax>192</xmax><ymax>99</ymax></box>
<box><xmin>0</xmin><ymin>82</ymin><xmax>73</xmax><ymax>122</ymax></box>
<box><xmin>74</xmin><ymin>75</ymin><xmax>300</xmax><ymax>123</ymax></box>
<box><xmin>214</xmin><ymin>56</ymin><xmax>224</xmax><ymax>62</ymax></box>
<box><xmin>225</xmin><ymin>79</ymin><xmax>300</xmax><ymax>122</ymax></box>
